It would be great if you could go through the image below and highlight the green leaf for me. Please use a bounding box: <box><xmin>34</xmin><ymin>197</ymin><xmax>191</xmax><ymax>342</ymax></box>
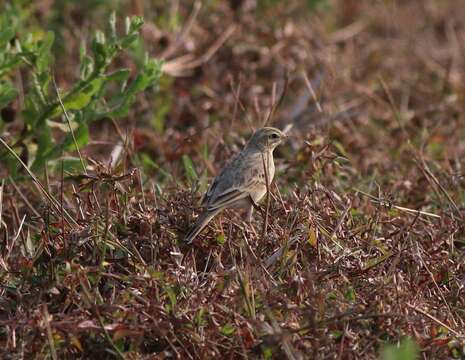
<box><xmin>49</xmin><ymin>157</ymin><xmax>84</xmax><ymax>174</ymax></box>
<box><xmin>306</xmin><ymin>0</ymin><xmax>328</xmax><ymax>11</ymax></box>
<box><xmin>332</xmin><ymin>140</ymin><xmax>348</xmax><ymax>158</ymax></box>
<box><xmin>140</xmin><ymin>153</ymin><xmax>157</xmax><ymax>172</ymax></box>
<box><xmin>105</xmin><ymin>101</ymin><xmax>131</xmax><ymax>119</ymax></box>
<box><xmin>262</xmin><ymin>346</ymin><xmax>273</xmax><ymax>359</ymax></box>
<box><xmin>105</xmin><ymin>69</ymin><xmax>131</xmax><ymax>82</ymax></box>
<box><xmin>182</xmin><ymin>154</ymin><xmax>198</xmax><ymax>183</ymax></box>
<box><xmin>33</xmin><ymin>125</ymin><xmax>55</xmax><ymax>169</ymax></box>
<box><xmin>0</xmin><ymin>56</ymin><xmax>22</xmax><ymax>77</ymax></box>
<box><xmin>51</xmin><ymin>77</ymin><xmax>104</xmax><ymax>116</ymax></box>
<box><xmin>79</xmin><ymin>41</ymin><xmax>94</xmax><ymax>80</ymax></box>
<box><xmin>22</xmin><ymin>95</ymin><xmax>42</xmax><ymax>127</ymax></box>
<box><xmin>0</xmin><ymin>82</ymin><xmax>18</xmax><ymax>108</ymax></box>
<box><xmin>126</xmin><ymin>58</ymin><xmax>162</xmax><ymax>95</ymax></box>
<box><xmin>37</xmin><ymin>31</ymin><xmax>55</xmax><ymax>73</ymax></box>
<box><xmin>0</xmin><ymin>27</ymin><xmax>15</xmax><ymax>48</ymax></box>
<box><xmin>91</xmin><ymin>36</ymin><xmax>107</xmax><ymax>70</ymax></box>
<box><xmin>216</xmin><ymin>233</ymin><xmax>226</xmax><ymax>245</ymax></box>
<box><xmin>164</xmin><ymin>286</ymin><xmax>177</xmax><ymax>310</ymax></box>
<box><xmin>152</xmin><ymin>97</ymin><xmax>170</xmax><ymax>134</ymax></box>
<box><xmin>331</xmin><ymin>330</ymin><xmax>344</xmax><ymax>341</ymax></box>
<box><xmin>195</xmin><ymin>308</ymin><xmax>207</xmax><ymax>327</ymax></box>
<box><xmin>344</xmin><ymin>286</ymin><xmax>356</xmax><ymax>302</ymax></box>
<box><xmin>104</xmin><ymin>58</ymin><xmax>162</xmax><ymax>119</ymax></box>
<box><xmin>220</xmin><ymin>323</ymin><xmax>235</xmax><ymax>336</ymax></box>
<box><xmin>128</xmin><ymin>16</ymin><xmax>144</xmax><ymax>34</ymax></box>
<box><xmin>381</xmin><ymin>337</ymin><xmax>419</xmax><ymax>360</ymax></box>
<box><xmin>121</xmin><ymin>34</ymin><xmax>139</xmax><ymax>49</ymax></box>
<box><xmin>64</xmin><ymin>122</ymin><xmax>89</xmax><ymax>151</ymax></box>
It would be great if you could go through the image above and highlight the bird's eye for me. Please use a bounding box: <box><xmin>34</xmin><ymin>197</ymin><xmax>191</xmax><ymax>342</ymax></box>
<box><xmin>270</xmin><ymin>133</ymin><xmax>279</xmax><ymax>139</ymax></box>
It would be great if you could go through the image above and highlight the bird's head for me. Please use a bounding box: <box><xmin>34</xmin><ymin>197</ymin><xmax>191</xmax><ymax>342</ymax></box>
<box><xmin>247</xmin><ymin>127</ymin><xmax>287</xmax><ymax>152</ymax></box>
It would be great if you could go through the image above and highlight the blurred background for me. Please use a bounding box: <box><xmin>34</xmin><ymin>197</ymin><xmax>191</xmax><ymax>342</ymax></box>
<box><xmin>2</xmin><ymin>0</ymin><xmax>464</xmax><ymax>193</ymax></box>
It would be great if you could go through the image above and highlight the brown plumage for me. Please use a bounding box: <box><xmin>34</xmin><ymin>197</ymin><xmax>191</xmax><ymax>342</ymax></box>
<box><xmin>185</xmin><ymin>127</ymin><xmax>287</xmax><ymax>243</ymax></box>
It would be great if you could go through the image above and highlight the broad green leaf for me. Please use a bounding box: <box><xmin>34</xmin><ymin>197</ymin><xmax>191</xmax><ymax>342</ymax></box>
<box><xmin>50</xmin><ymin>77</ymin><xmax>104</xmax><ymax>117</ymax></box>
<box><xmin>125</xmin><ymin>58</ymin><xmax>162</xmax><ymax>95</ymax></box>
<box><xmin>22</xmin><ymin>95</ymin><xmax>42</xmax><ymax>127</ymax></box>
<box><xmin>37</xmin><ymin>31</ymin><xmax>55</xmax><ymax>73</ymax></box>
<box><xmin>0</xmin><ymin>57</ymin><xmax>22</xmax><ymax>77</ymax></box>
<box><xmin>33</xmin><ymin>125</ymin><xmax>54</xmax><ymax>170</ymax></box>
<box><xmin>105</xmin><ymin>69</ymin><xmax>131</xmax><ymax>82</ymax></box>
<box><xmin>91</xmin><ymin>38</ymin><xmax>107</xmax><ymax>70</ymax></box>
<box><xmin>104</xmin><ymin>58</ymin><xmax>162</xmax><ymax>119</ymax></box>
<box><xmin>0</xmin><ymin>27</ymin><xmax>15</xmax><ymax>48</ymax></box>
<box><xmin>381</xmin><ymin>337</ymin><xmax>419</xmax><ymax>360</ymax></box>
<box><xmin>105</xmin><ymin>102</ymin><xmax>131</xmax><ymax>119</ymax></box>
<box><xmin>39</xmin><ymin>122</ymin><xmax>90</xmax><ymax>168</ymax></box>
<box><xmin>80</xmin><ymin>55</ymin><xmax>94</xmax><ymax>80</ymax></box>
<box><xmin>121</xmin><ymin>33</ymin><xmax>139</xmax><ymax>48</ymax></box>
<box><xmin>64</xmin><ymin>123</ymin><xmax>89</xmax><ymax>151</ymax></box>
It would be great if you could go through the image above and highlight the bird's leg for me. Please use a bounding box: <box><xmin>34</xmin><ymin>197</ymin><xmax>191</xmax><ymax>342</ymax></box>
<box><xmin>248</xmin><ymin>195</ymin><xmax>264</xmax><ymax>217</ymax></box>
<box><xmin>245</xmin><ymin>196</ymin><xmax>262</xmax><ymax>236</ymax></box>
<box><xmin>244</xmin><ymin>204</ymin><xmax>258</xmax><ymax>237</ymax></box>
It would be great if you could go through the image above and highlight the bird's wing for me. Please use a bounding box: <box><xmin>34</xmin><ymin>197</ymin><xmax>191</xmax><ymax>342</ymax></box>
<box><xmin>202</xmin><ymin>152</ymin><xmax>265</xmax><ymax>210</ymax></box>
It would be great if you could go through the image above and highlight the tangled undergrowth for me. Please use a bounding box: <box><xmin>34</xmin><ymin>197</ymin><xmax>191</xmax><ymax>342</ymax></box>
<box><xmin>1</xmin><ymin>0</ymin><xmax>465</xmax><ymax>359</ymax></box>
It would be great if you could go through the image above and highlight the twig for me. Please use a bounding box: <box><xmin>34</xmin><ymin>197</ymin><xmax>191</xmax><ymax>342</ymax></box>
<box><xmin>354</xmin><ymin>188</ymin><xmax>441</xmax><ymax>219</ymax></box>
<box><xmin>52</xmin><ymin>75</ymin><xmax>87</xmax><ymax>175</ymax></box>
<box><xmin>6</xmin><ymin>213</ymin><xmax>26</xmax><ymax>260</ymax></box>
<box><xmin>413</xmin><ymin>240</ymin><xmax>459</xmax><ymax>328</ymax></box>
<box><xmin>42</xmin><ymin>305</ymin><xmax>58</xmax><ymax>360</ymax></box>
<box><xmin>0</xmin><ymin>137</ymin><xmax>78</xmax><ymax>227</ymax></box>
<box><xmin>302</xmin><ymin>71</ymin><xmax>323</xmax><ymax>113</ymax></box>
<box><xmin>379</xmin><ymin>76</ymin><xmax>407</xmax><ymax>138</ymax></box>
<box><xmin>264</xmin><ymin>74</ymin><xmax>290</xmax><ymax>126</ymax></box>
<box><xmin>8</xmin><ymin>177</ymin><xmax>41</xmax><ymax>218</ymax></box>
<box><xmin>162</xmin><ymin>25</ymin><xmax>236</xmax><ymax>76</ymax></box>
<box><xmin>407</xmin><ymin>303</ymin><xmax>463</xmax><ymax>338</ymax></box>
<box><xmin>328</xmin><ymin>200</ymin><xmax>351</xmax><ymax>250</ymax></box>
<box><xmin>264</xmin><ymin>237</ymin><xmax>299</xmax><ymax>268</ymax></box>
<box><xmin>79</xmin><ymin>274</ymin><xmax>126</xmax><ymax>359</ymax></box>
<box><xmin>161</xmin><ymin>0</ymin><xmax>202</xmax><ymax>60</ymax></box>
<box><xmin>415</xmin><ymin>157</ymin><xmax>460</xmax><ymax>215</ymax></box>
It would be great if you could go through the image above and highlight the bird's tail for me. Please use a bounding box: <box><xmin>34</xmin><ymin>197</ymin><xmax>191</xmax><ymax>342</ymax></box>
<box><xmin>185</xmin><ymin>208</ymin><xmax>221</xmax><ymax>244</ymax></box>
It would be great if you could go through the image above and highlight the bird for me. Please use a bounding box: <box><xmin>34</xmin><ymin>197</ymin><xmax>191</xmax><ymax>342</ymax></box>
<box><xmin>185</xmin><ymin>127</ymin><xmax>287</xmax><ymax>243</ymax></box>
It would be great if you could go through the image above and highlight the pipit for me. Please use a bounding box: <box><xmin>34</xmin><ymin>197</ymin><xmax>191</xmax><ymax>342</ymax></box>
<box><xmin>185</xmin><ymin>127</ymin><xmax>287</xmax><ymax>243</ymax></box>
